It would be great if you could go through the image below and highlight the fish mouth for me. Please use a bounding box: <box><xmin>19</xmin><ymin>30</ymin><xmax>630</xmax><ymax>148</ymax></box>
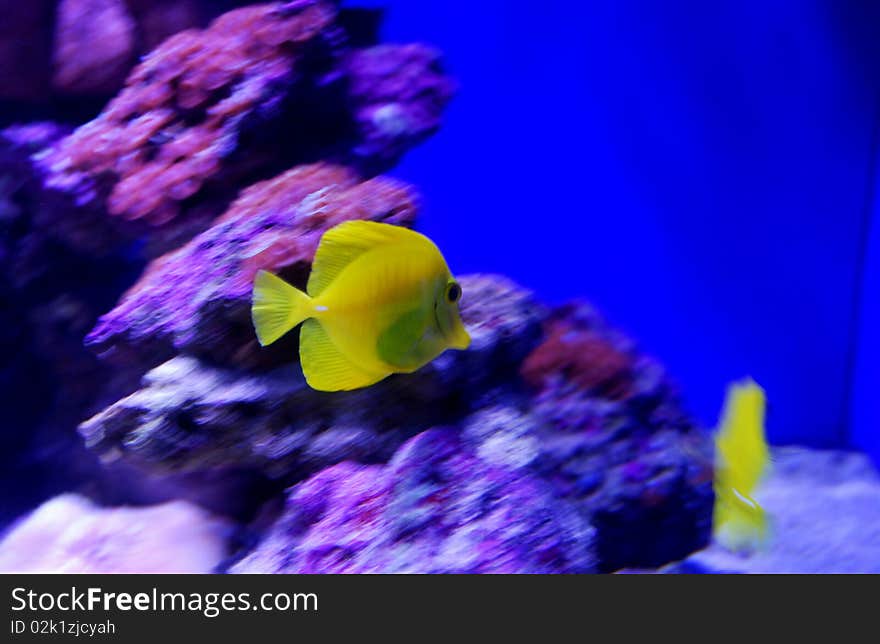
<box><xmin>434</xmin><ymin>300</ymin><xmax>470</xmax><ymax>350</ymax></box>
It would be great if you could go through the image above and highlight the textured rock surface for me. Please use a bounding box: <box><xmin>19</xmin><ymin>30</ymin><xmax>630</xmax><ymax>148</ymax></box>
<box><xmin>81</xmin><ymin>272</ymin><xmax>712</xmax><ymax>571</ymax></box>
<box><xmin>667</xmin><ymin>448</ymin><xmax>880</xmax><ymax>574</ymax></box>
<box><xmin>347</xmin><ymin>44</ymin><xmax>454</xmax><ymax>172</ymax></box>
<box><xmin>33</xmin><ymin>0</ymin><xmax>454</xmax><ymax>249</ymax></box>
<box><xmin>458</xmin><ymin>401</ymin><xmax>713</xmax><ymax>574</ymax></box>
<box><xmin>86</xmin><ymin>163</ymin><xmax>418</xmax><ymax>370</ymax></box>
<box><xmin>232</xmin><ymin>429</ymin><xmax>597</xmax><ymax>573</ymax></box>
<box><xmin>0</xmin><ymin>494</ymin><xmax>230</xmax><ymax>573</ymax></box>
<box><xmin>38</xmin><ymin>0</ymin><xmax>340</xmax><ymax>230</ymax></box>
<box><xmin>0</xmin><ymin>1</ymin><xmax>267</xmax><ymax>103</ymax></box>
<box><xmin>515</xmin><ymin>303</ymin><xmax>715</xmax><ymax>571</ymax></box>
<box><xmin>80</xmin><ymin>274</ymin><xmax>545</xmax><ymax>480</ymax></box>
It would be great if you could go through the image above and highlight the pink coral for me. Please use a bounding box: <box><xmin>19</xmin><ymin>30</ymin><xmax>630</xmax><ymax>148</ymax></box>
<box><xmin>42</xmin><ymin>0</ymin><xmax>337</xmax><ymax>226</ymax></box>
<box><xmin>521</xmin><ymin>319</ymin><xmax>634</xmax><ymax>399</ymax></box>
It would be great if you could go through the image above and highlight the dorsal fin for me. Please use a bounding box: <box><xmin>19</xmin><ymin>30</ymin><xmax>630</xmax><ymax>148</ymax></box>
<box><xmin>307</xmin><ymin>220</ymin><xmax>430</xmax><ymax>296</ymax></box>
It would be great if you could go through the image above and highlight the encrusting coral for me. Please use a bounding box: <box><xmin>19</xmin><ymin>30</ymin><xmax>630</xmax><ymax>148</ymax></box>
<box><xmin>80</xmin><ymin>272</ymin><xmax>713</xmax><ymax>571</ymax></box>
<box><xmin>0</xmin><ymin>1</ymin><xmax>268</xmax><ymax>102</ymax></box>
<box><xmin>85</xmin><ymin>163</ymin><xmax>419</xmax><ymax>370</ymax></box>
<box><xmin>522</xmin><ymin>305</ymin><xmax>635</xmax><ymax>398</ymax></box>
<box><xmin>231</xmin><ymin>429</ymin><xmax>598</xmax><ymax>573</ymax></box>
<box><xmin>32</xmin><ymin>0</ymin><xmax>453</xmax><ymax>249</ymax></box>
<box><xmin>79</xmin><ymin>274</ymin><xmax>545</xmax><ymax>479</ymax></box>
<box><xmin>522</xmin><ymin>303</ymin><xmax>714</xmax><ymax>571</ymax></box>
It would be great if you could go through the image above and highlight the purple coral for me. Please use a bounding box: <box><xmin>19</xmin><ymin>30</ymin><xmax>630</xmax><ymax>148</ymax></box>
<box><xmin>77</xmin><ymin>274</ymin><xmax>545</xmax><ymax>481</ymax></box>
<box><xmin>521</xmin><ymin>302</ymin><xmax>715</xmax><ymax>571</ymax></box>
<box><xmin>232</xmin><ymin>429</ymin><xmax>597</xmax><ymax>573</ymax></box>
<box><xmin>29</xmin><ymin>0</ymin><xmax>454</xmax><ymax>249</ymax></box>
<box><xmin>39</xmin><ymin>0</ymin><xmax>340</xmax><ymax>227</ymax></box>
<box><xmin>347</xmin><ymin>44</ymin><xmax>456</xmax><ymax>171</ymax></box>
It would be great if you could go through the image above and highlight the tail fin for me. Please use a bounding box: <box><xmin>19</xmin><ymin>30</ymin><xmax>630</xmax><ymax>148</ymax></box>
<box><xmin>251</xmin><ymin>270</ymin><xmax>312</xmax><ymax>346</ymax></box>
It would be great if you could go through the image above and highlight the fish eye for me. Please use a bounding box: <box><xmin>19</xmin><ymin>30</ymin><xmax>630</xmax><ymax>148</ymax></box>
<box><xmin>446</xmin><ymin>282</ymin><xmax>462</xmax><ymax>303</ymax></box>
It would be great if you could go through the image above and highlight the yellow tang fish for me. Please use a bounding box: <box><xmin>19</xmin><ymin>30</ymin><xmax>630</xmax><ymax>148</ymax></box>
<box><xmin>251</xmin><ymin>220</ymin><xmax>471</xmax><ymax>391</ymax></box>
<box><xmin>712</xmin><ymin>377</ymin><xmax>771</xmax><ymax>551</ymax></box>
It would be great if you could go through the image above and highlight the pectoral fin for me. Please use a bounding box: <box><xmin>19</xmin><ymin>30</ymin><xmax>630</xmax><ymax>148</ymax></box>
<box><xmin>299</xmin><ymin>319</ymin><xmax>388</xmax><ymax>391</ymax></box>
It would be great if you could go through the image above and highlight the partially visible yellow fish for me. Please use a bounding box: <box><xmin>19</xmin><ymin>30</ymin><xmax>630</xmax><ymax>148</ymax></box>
<box><xmin>712</xmin><ymin>377</ymin><xmax>771</xmax><ymax>552</ymax></box>
<box><xmin>251</xmin><ymin>220</ymin><xmax>471</xmax><ymax>391</ymax></box>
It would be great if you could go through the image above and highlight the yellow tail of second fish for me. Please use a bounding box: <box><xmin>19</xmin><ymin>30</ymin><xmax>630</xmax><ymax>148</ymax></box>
<box><xmin>251</xmin><ymin>270</ymin><xmax>313</xmax><ymax>346</ymax></box>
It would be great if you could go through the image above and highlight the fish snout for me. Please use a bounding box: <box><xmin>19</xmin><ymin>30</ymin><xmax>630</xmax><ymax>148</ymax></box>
<box><xmin>450</xmin><ymin>326</ymin><xmax>471</xmax><ymax>350</ymax></box>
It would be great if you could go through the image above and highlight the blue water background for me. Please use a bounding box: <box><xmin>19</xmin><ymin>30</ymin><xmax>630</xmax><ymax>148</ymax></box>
<box><xmin>357</xmin><ymin>0</ymin><xmax>880</xmax><ymax>462</ymax></box>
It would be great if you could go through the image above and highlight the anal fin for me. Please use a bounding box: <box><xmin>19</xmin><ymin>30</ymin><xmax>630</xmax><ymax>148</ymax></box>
<box><xmin>299</xmin><ymin>319</ymin><xmax>388</xmax><ymax>391</ymax></box>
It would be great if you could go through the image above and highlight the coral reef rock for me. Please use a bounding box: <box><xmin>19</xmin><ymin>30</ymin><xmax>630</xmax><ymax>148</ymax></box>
<box><xmin>0</xmin><ymin>494</ymin><xmax>230</xmax><ymax>573</ymax></box>
<box><xmin>469</xmin><ymin>302</ymin><xmax>714</xmax><ymax>572</ymax></box>
<box><xmin>0</xmin><ymin>1</ymin><xmax>266</xmax><ymax>102</ymax></box>
<box><xmin>82</xmin><ymin>272</ymin><xmax>713</xmax><ymax>572</ymax></box>
<box><xmin>37</xmin><ymin>0</ymin><xmax>340</xmax><ymax>234</ymax></box>
<box><xmin>664</xmin><ymin>448</ymin><xmax>880</xmax><ymax>574</ymax></box>
<box><xmin>347</xmin><ymin>43</ymin><xmax>454</xmax><ymax>172</ymax></box>
<box><xmin>79</xmin><ymin>274</ymin><xmax>545</xmax><ymax>481</ymax></box>
<box><xmin>530</xmin><ymin>304</ymin><xmax>714</xmax><ymax>570</ymax></box>
<box><xmin>231</xmin><ymin>429</ymin><xmax>598</xmax><ymax>573</ymax></box>
<box><xmin>86</xmin><ymin>163</ymin><xmax>419</xmax><ymax>372</ymax></box>
<box><xmin>34</xmin><ymin>0</ymin><xmax>454</xmax><ymax>248</ymax></box>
